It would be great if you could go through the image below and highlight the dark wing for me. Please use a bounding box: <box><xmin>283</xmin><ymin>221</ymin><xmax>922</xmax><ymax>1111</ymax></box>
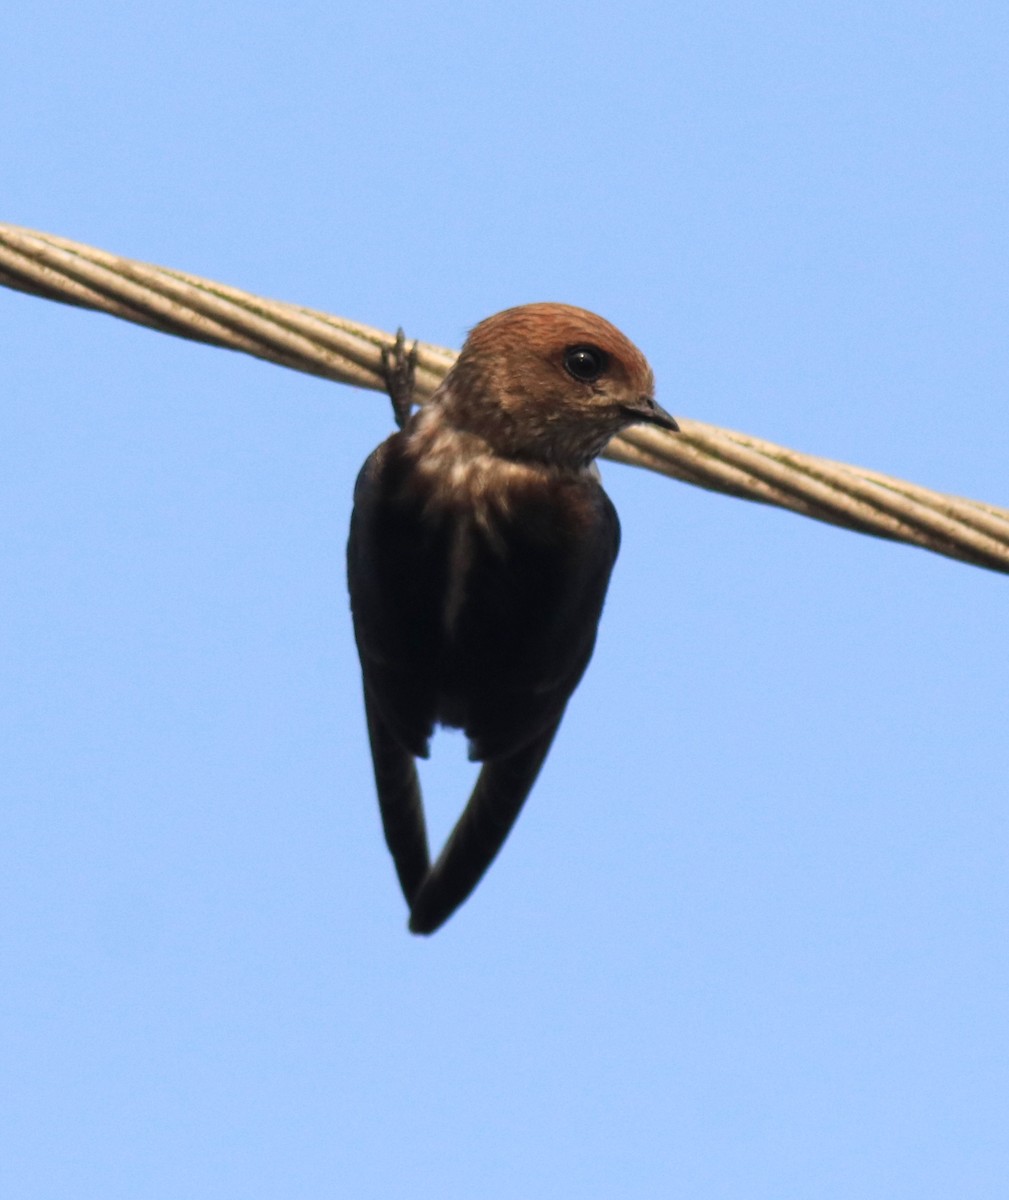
<box><xmin>456</xmin><ymin>476</ymin><xmax>622</xmax><ymax>761</ymax></box>
<box><xmin>347</xmin><ymin>437</ymin><xmax>449</xmax><ymax>905</ymax></box>
<box><xmin>409</xmin><ymin>476</ymin><xmax>621</xmax><ymax>933</ymax></box>
<box><xmin>347</xmin><ymin>438</ymin><xmax>449</xmax><ymax>759</ymax></box>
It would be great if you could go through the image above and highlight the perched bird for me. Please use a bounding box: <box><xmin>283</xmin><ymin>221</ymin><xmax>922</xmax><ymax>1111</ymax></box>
<box><xmin>347</xmin><ymin>303</ymin><xmax>678</xmax><ymax>934</ymax></box>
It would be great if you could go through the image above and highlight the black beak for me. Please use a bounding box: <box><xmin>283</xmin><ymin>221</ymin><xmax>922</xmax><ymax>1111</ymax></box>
<box><xmin>622</xmin><ymin>395</ymin><xmax>680</xmax><ymax>433</ymax></box>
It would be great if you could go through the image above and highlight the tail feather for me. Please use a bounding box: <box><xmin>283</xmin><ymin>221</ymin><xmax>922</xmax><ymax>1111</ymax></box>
<box><xmin>364</xmin><ymin>693</ymin><xmax>431</xmax><ymax>906</ymax></box>
<box><xmin>408</xmin><ymin>723</ymin><xmax>559</xmax><ymax>935</ymax></box>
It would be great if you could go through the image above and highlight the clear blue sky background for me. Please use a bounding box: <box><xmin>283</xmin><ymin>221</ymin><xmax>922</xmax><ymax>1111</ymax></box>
<box><xmin>3</xmin><ymin>4</ymin><xmax>1008</xmax><ymax>1197</ymax></box>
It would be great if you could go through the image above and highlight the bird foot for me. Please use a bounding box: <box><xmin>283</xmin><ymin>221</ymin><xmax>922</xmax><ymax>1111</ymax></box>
<box><xmin>380</xmin><ymin>328</ymin><xmax>419</xmax><ymax>430</ymax></box>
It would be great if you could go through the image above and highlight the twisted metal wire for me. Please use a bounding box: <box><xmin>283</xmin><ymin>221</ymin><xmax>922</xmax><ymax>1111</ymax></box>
<box><xmin>3</xmin><ymin>222</ymin><xmax>1007</xmax><ymax>575</ymax></box>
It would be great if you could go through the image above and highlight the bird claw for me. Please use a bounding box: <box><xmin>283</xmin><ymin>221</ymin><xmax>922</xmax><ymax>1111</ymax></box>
<box><xmin>380</xmin><ymin>328</ymin><xmax>419</xmax><ymax>430</ymax></box>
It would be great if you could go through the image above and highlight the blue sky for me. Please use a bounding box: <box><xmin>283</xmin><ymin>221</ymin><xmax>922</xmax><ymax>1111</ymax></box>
<box><xmin>3</xmin><ymin>3</ymin><xmax>1008</xmax><ymax>1197</ymax></box>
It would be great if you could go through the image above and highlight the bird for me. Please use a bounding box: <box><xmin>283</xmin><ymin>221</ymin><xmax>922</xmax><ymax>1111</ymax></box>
<box><xmin>346</xmin><ymin>303</ymin><xmax>678</xmax><ymax>934</ymax></box>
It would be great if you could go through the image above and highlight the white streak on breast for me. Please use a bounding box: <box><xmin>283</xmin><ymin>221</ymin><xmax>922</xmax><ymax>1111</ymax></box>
<box><xmin>402</xmin><ymin>401</ymin><xmax>596</xmax><ymax>636</ymax></box>
<box><xmin>443</xmin><ymin>518</ymin><xmax>472</xmax><ymax>636</ymax></box>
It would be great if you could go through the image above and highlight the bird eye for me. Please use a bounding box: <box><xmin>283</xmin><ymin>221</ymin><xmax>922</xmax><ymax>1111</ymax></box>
<box><xmin>563</xmin><ymin>344</ymin><xmax>609</xmax><ymax>383</ymax></box>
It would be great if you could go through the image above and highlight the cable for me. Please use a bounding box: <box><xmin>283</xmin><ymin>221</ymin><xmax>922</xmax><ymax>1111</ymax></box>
<box><xmin>2</xmin><ymin>222</ymin><xmax>1006</xmax><ymax>574</ymax></box>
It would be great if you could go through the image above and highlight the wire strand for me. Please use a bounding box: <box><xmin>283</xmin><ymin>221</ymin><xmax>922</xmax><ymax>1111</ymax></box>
<box><xmin>2</xmin><ymin>222</ymin><xmax>1007</xmax><ymax>575</ymax></box>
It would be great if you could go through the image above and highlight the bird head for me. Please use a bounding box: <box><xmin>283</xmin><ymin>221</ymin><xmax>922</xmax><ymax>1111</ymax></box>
<box><xmin>435</xmin><ymin>303</ymin><xmax>678</xmax><ymax>468</ymax></box>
